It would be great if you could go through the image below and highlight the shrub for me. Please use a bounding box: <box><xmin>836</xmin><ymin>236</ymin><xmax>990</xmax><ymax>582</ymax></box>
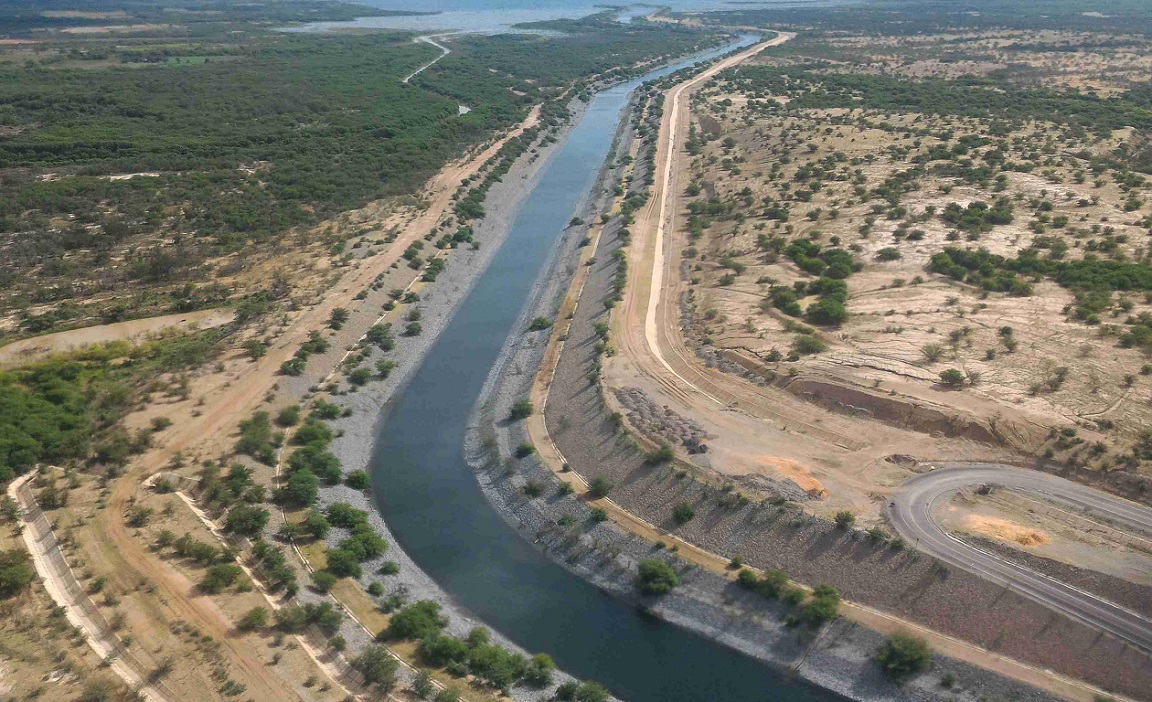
<box><xmin>345</xmin><ymin>470</ymin><xmax>370</xmax><ymax>490</ymax></box>
<box><xmin>834</xmin><ymin>511</ymin><xmax>856</xmax><ymax>529</ymax></box>
<box><xmin>378</xmin><ymin>560</ymin><xmax>400</xmax><ymax>576</ymax></box>
<box><xmin>588</xmin><ymin>507</ymin><xmax>608</xmax><ymax>522</ymax></box>
<box><xmin>792</xmin><ymin>585</ymin><xmax>840</xmax><ymax>628</ymax></box>
<box><xmin>528</xmin><ymin>317</ymin><xmax>554</xmax><ymax>331</ymax></box>
<box><xmin>275</xmin><ymin>405</ymin><xmax>301</xmax><ymax>427</ymax></box>
<box><xmin>419</xmin><ymin>633</ymin><xmax>469</xmax><ymax>667</ymax></box>
<box><xmin>524</xmin><ymin>653</ymin><xmax>555</xmax><ymax>688</ymax></box>
<box><xmin>792</xmin><ymin>334</ymin><xmax>825</xmax><ymax>355</ymax></box>
<box><xmin>200</xmin><ymin>564</ymin><xmax>244</xmax><ymax>594</ymax></box>
<box><xmin>555</xmin><ymin>680</ymin><xmax>610</xmax><ymax>702</ymax></box>
<box><xmin>311</xmin><ymin>571</ymin><xmax>337</xmax><ymax>593</ymax></box>
<box><xmin>672</xmin><ymin>502</ymin><xmax>696</xmax><ymax>525</ymax></box>
<box><xmin>636</xmin><ymin>559</ymin><xmax>679</xmax><ymax>595</ymax></box>
<box><xmin>508</xmin><ymin>400</ymin><xmax>533</xmax><ymax>421</ymax></box>
<box><xmin>587</xmin><ymin>477</ymin><xmax>613</xmax><ymax>499</ymax></box>
<box><xmin>921</xmin><ymin>343</ymin><xmax>944</xmax><ymax>363</ymax></box>
<box><xmin>876</xmin><ymin>247</ymin><xmax>902</xmax><ymax>261</ymax></box>
<box><xmin>385</xmin><ymin>600</ymin><xmax>446</xmax><ymax>641</ymax></box>
<box><xmin>938</xmin><ymin>368</ymin><xmax>966</xmax><ymax>388</ymax></box>
<box><xmin>876</xmin><ymin>634</ymin><xmax>933</xmax><ymax>683</ymax></box>
<box><xmin>348</xmin><ymin>368</ymin><xmax>372</xmax><ymax>386</ymax></box>
<box><xmin>645</xmin><ymin>442</ymin><xmax>675</xmax><ymax>464</ymax></box>
<box><xmin>514</xmin><ymin>443</ymin><xmax>535</xmax><ymax>458</ymax></box>
<box><xmin>238</xmin><ymin>607</ymin><xmax>268</xmax><ymax>632</ymax></box>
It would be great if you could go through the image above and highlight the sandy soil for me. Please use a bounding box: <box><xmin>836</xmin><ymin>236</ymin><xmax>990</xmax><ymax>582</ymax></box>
<box><xmin>38</xmin><ymin>107</ymin><xmax>546</xmax><ymax>702</ymax></box>
<box><xmin>0</xmin><ymin>308</ymin><xmax>234</xmax><ymax>367</ymax></box>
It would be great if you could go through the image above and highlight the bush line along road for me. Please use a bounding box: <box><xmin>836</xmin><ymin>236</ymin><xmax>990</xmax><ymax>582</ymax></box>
<box><xmin>890</xmin><ymin>463</ymin><xmax>1152</xmax><ymax>653</ymax></box>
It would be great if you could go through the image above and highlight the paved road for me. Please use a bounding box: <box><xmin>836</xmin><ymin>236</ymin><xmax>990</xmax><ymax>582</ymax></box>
<box><xmin>889</xmin><ymin>462</ymin><xmax>1152</xmax><ymax>653</ymax></box>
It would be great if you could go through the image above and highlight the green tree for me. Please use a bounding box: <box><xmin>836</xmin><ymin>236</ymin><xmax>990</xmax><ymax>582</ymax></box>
<box><xmin>385</xmin><ymin>600</ymin><xmax>446</xmax><ymax>641</ymax></box>
<box><xmin>352</xmin><ymin>645</ymin><xmax>399</xmax><ymax>690</ymax></box>
<box><xmin>0</xmin><ymin>550</ymin><xmax>35</xmax><ymax>599</ymax></box>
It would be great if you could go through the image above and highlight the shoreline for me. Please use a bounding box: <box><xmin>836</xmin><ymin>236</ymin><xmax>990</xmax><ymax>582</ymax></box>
<box><xmin>312</xmin><ymin>95</ymin><xmax>606</xmax><ymax>701</ymax></box>
<box><xmin>458</xmin><ymin>81</ymin><xmax>1068</xmax><ymax>702</ymax></box>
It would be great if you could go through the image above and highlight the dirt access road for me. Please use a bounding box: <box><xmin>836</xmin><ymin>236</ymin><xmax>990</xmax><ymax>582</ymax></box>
<box><xmin>76</xmin><ymin>108</ymin><xmax>541</xmax><ymax>701</ymax></box>
<box><xmin>602</xmin><ymin>30</ymin><xmax>944</xmax><ymax>514</ymax></box>
<box><xmin>891</xmin><ymin>463</ymin><xmax>1152</xmax><ymax>653</ymax></box>
<box><xmin>589</xmin><ymin>32</ymin><xmax>1143</xmax><ymax>702</ymax></box>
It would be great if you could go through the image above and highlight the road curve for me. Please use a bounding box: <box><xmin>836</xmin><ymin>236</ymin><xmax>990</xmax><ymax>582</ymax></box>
<box><xmin>403</xmin><ymin>35</ymin><xmax>451</xmax><ymax>84</ymax></box>
<box><xmin>889</xmin><ymin>462</ymin><xmax>1152</xmax><ymax>653</ymax></box>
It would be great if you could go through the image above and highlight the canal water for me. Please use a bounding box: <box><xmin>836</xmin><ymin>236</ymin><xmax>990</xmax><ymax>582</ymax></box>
<box><xmin>369</xmin><ymin>37</ymin><xmax>848</xmax><ymax>702</ymax></box>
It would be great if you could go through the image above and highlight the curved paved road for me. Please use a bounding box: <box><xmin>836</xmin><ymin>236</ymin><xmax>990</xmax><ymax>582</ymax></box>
<box><xmin>889</xmin><ymin>463</ymin><xmax>1152</xmax><ymax>653</ymax></box>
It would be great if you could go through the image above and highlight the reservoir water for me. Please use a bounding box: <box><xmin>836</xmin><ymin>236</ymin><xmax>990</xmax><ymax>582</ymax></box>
<box><xmin>368</xmin><ymin>37</ymin><xmax>848</xmax><ymax>702</ymax></box>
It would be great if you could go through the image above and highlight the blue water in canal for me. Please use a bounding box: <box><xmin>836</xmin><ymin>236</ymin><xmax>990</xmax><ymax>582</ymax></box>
<box><xmin>369</xmin><ymin>37</ymin><xmax>848</xmax><ymax>702</ymax></box>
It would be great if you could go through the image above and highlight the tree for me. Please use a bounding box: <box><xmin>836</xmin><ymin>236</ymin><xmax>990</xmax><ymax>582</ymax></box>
<box><xmin>0</xmin><ymin>550</ymin><xmax>35</xmax><ymax>599</ymax></box>
<box><xmin>277</xmin><ymin>468</ymin><xmax>318</xmax><ymax>507</ymax></box>
<box><xmin>224</xmin><ymin>504</ymin><xmax>269</xmax><ymax>538</ymax></box>
<box><xmin>672</xmin><ymin>502</ymin><xmax>695</xmax><ymax>525</ymax></box>
<box><xmin>635</xmin><ymin>559</ymin><xmax>679</xmax><ymax>595</ymax></box>
<box><xmin>419</xmin><ymin>633</ymin><xmax>469</xmax><ymax>667</ymax></box>
<box><xmin>876</xmin><ymin>634</ymin><xmax>933</xmax><ymax>682</ymax></box>
<box><xmin>352</xmin><ymin>645</ymin><xmax>399</xmax><ymax>690</ymax></box>
<box><xmin>385</xmin><ymin>600</ymin><xmax>446</xmax><ymax>641</ymax></box>
<box><xmin>805</xmin><ymin>297</ymin><xmax>847</xmax><ymax>327</ymax></box>
<box><xmin>938</xmin><ymin>368</ymin><xmax>966</xmax><ymax>388</ymax></box>
<box><xmin>834</xmin><ymin>511</ymin><xmax>856</xmax><ymax>529</ymax></box>
<box><xmin>302</xmin><ymin>510</ymin><xmax>331</xmax><ymax>539</ymax></box>
<box><xmin>325</xmin><ymin>549</ymin><xmax>362</xmax><ymax>578</ymax></box>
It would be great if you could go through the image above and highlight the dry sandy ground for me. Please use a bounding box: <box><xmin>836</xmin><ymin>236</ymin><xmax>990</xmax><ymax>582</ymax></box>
<box><xmin>586</xmin><ymin>33</ymin><xmax>1151</xmax><ymax>702</ymax></box>
<box><xmin>40</xmin><ymin>108</ymin><xmax>542</xmax><ymax>702</ymax></box>
<box><xmin>0</xmin><ymin>308</ymin><xmax>234</xmax><ymax>368</ymax></box>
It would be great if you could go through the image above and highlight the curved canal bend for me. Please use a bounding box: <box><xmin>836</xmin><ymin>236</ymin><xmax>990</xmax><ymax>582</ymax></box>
<box><xmin>369</xmin><ymin>38</ymin><xmax>845</xmax><ymax>702</ymax></box>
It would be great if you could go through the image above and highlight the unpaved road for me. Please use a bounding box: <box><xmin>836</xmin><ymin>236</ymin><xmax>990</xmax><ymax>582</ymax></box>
<box><xmin>77</xmin><ymin>108</ymin><xmax>542</xmax><ymax>701</ymax></box>
<box><xmin>403</xmin><ymin>35</ymin><xmax>451</xmax><ymax>84</ymax></box>
<box><xmin>890</xmin><ymin>463</ymin><xmax>1152</xmax><ymax>653</ymax></box>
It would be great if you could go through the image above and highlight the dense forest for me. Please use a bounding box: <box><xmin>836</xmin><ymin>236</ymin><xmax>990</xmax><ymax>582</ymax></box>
<box><xmin>0</xmin><ymin>4</ymin><xmax>726</xmax><ymax>338</ymax></box>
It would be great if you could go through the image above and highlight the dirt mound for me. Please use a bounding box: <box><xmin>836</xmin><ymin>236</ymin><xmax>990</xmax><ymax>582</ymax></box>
<box><xmin>963</xmin><ymin>514</ymin><xmax>1051</xmax><ymax>547</ymax></box>
<box><xmin>781</xmin><ymin>376</ymin><xmax>1033</xmax><ymax>447</ymax></box>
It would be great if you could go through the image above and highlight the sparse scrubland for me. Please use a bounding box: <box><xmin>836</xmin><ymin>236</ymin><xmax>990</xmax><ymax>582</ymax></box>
<box><xmin>0</xmin><ymin>1</ymin><xmax>730</xmax><ymax>699</ymax></box>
